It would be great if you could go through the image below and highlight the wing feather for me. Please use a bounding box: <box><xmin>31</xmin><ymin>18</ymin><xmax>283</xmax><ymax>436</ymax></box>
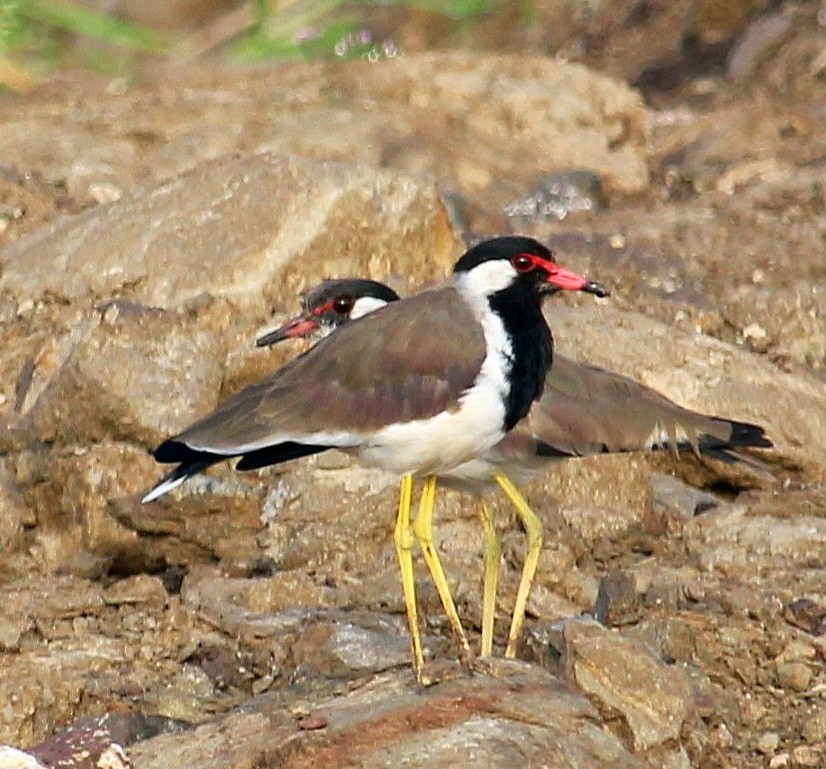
<box><xmin>528</xmin><ymin>355</ymin><xmax>771</xmax><ymax>456</ymax></box>
<box><xmin>170</xmin><ymin>286</ymin><xmax>487</xmax><ymax>454</ymax></box>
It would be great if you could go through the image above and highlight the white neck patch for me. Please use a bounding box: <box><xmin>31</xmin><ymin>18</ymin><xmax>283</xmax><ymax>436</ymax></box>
<box><xmin>317</xmin><ymin>295</ymin><xmax>390</xmax><ymax>338</ymax></box>
<box><xmin>454</xmin><ymin>259</ymin><xmax>518</xmax><ymax>300</ymax></box>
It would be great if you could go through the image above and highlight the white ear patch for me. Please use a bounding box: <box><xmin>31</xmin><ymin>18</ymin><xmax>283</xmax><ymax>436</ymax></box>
<box><xmin>455</xmin><ymin>259</ymin><xmax>518</xmax><ymax>299</ymax></box>
<box><xmin>351</xmin><ymin>295</ymin><xmax>390</xmax><ymax>319</ymax></box>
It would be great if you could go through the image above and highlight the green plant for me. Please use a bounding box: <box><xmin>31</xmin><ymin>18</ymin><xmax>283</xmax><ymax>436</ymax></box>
<box><xmin>0</xmin><ymin>0</ymin><xmax>529</xmax><ymax>87</ymax></box>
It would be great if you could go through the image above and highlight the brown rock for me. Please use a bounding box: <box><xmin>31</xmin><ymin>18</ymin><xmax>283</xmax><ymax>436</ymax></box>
<box><xmin>564</xmin><ymin>619</ymin><xmax>694</xmax><ymax>752</ymax></box>
<box><xmin>0</xmin><ymin>54</ymin><xmax>647</xmax><ymax>214</ymax></box>
<box><xmin>14</xmin><ymin>444</ymin><xmax>161</xmax><ymax>575</ymax></box>
<box><xmin>30</xmin><ymin>723</ymin><xmax>131</xmax><ymax>769</ymax></box>
<box><xmin>0</xmin><ymin>153</ymin><xmax>459</xmax><ymax>313</ymax></box>
<box><xmin>103</xmin><ymin>575</ymin><xmax>168</xmax><ymax>608</ymax></box>
<box><xmin>0</xmin><ymin>458</ymin><xmax>24</xmax><ymax>551</ymax></box>
<box><xmin>684</xmin><ymin>504</ymin><xmax>826</xmax><ymax>575</ymax></box>
<box><xmin>783</xmin><ymin>598</ymin><xmax>826</xmax><ymax>635</ymax></box>
<box><xmin>595</xmin><ymin>570</ymin><xmax>650</xmax><ymax>627</ymax></box>
<box><xmin>10</xmin><ymin>303</ymin><xmax>224</xmax><ymax>449</ymax></box>
<box><xmin>775</xmin><ymin>661</ymin><xmax>812</xmax><ymax>693</ymax></box>
<box><xmin>129</xmin><ymin>663</ymin><xmax>648</xmax><ymax>769</ymax></box>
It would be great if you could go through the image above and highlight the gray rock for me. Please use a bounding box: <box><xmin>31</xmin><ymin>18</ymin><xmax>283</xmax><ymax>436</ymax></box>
<box><xmin>652</xmin><ymin>473</ymin><xmax>721</xmax><ymax>519</ymax></box>
<box><xmin>291</xmin><ymin>617</ymin><xmax>414</xmax><ymax>679</ymax></box>
<box><xmin>594</xmin><ymin>570</ymin><xmax>649</xmax><ymax>627</ymax></box>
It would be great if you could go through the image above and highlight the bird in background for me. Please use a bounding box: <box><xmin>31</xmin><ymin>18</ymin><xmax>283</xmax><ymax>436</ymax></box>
<box><xmin>257</xmin><ymin>275</ymin><xmax>773</xmax><ymax>658</ymax></box>
<box><xmin>142</xmin><ymin>236</ymin><xmax>609</xmax><ymax>678</ymax></box>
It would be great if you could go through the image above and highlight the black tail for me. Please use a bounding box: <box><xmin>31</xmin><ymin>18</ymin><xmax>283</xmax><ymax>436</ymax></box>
<box><xmin>721</xmin><ymin>419</ymin><xmax>773</xmax><ymax>449</ymax></box>
<box><xmin>141</xmin><ymin>460</ymin><xmax>214</xmax><ymax>503</ymax></box>
<box><xmin>143</xmin><ymin>439</ymin><xmax>331</xmax><ymax>502</ymax></box>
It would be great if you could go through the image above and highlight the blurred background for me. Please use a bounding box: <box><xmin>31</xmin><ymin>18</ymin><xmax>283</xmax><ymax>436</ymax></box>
<box><xmin>0</xmin><ymin>0</ymin><xmax>791</xmax><ymax>91</ymax></box>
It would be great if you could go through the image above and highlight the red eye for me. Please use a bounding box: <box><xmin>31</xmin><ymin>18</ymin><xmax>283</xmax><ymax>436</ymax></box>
<box><xmin>511</xmin><ymin>254</ymin><xmax>535</xmax><ymax>273</ymax></box>
<box><xmin>333</xmin><ymin>296</ymin><xmax>354</xmax><ymax>314</ymax></box>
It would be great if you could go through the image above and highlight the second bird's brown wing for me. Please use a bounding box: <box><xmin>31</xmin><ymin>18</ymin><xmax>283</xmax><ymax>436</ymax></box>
<box><xmin>166</xmin><ymin>286</ymin><xmax>487</xmax><ymax>456</ymax></box>
<box><xmin>528</xmin><ymin>355</ymin><xmax>771</xmax><ymax>457</ymax></box>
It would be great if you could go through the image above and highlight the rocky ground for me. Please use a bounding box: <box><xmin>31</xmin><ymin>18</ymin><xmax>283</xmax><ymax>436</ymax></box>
<box><xmin>0</xmin><ymin>1</ymin><xmax>824</xmax><ymax>767</ymax></box>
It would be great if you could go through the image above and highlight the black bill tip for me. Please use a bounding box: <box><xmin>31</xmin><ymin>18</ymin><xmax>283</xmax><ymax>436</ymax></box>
<box><xmin>583</xmin><ymin>280</ymin><xmax>610</xmax><ymax>298</ymax></box>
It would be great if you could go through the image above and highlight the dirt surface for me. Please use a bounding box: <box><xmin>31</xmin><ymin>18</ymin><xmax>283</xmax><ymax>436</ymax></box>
<box><xmin>0</xmin><ymin>2</ymin><xmax>824</xmax><ymax>768</ymax></box>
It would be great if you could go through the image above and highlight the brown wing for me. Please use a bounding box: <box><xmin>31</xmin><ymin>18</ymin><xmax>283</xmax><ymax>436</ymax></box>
<box><xmin>173</xmin><ymin>286</ymin><xmax>486</xmax><ymax>453</ymax></box>
<box><xmin>528</xmin><ymin>355</ymin><xmax>769</xmax><ymax>456</ymax></box>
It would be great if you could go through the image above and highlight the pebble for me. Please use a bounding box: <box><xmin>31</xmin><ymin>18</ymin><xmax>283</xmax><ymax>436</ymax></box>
<box><xmin>778</xmin><ymin>640</ymin><xmax>817</xmax><ymax>663</ymax></box>
<box><xmin>775</xmin><ymin>661</ymin><xmax>812</xmax><ymax>692</ymax></box>
<box><xmin>756</xmin><ymin>732</ymin><xmax>780</xmax><ymax>755</ymax></box>
<box><xmin>801</xmin><ymin>705</ymin><xmax>826</xmax><ymax>743</ymax></box>
<box><xmin>0</xmin><ymin>747</ymin><xmax>47</xmax><ymax>769</ymax></box>
<box><xmin>791</xmin><ymin>745</ymin><xmax>822</xmax><ymax>768</ymax></box>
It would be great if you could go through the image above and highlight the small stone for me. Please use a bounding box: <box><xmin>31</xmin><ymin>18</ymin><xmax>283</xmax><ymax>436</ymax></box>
<box><xmin>756</xmin><ymin>732</ymin><xmax>780</xmax><ymax>755</ymax></box>
<box><xmin>88</xmin><ymin>182</ymin><xmax>123</xmax><ymax>204</ymax></box>
<box><xmin>0</xmin><ymin>746</ymin><xmax>47</xmax><ymax>769</ymax></box>
<box><xmin>801</xmin><ymin>705</ymin><xmax>826</xmax><ymax>743</ymax></box>
<box><xmin>778</xmin><ymin>640</ymin><xmax>817</xmax><ymax>663</ymax></box>
<box><xmin>743</xmin><ymin>322</ymin><xmax>768</xmax><ymax>341</ymax></box>
<box><xmin>594</xmin><ymin>570</ymin><xmax>646</xmax><ymax>626</ymax></box>
<box><xmin>775</xmin><ymin>661</ymin><xmax>812</xmax><ymax>692</ymax></box>
<box><xmin>784</xmin><ymin>598</ymin><xmax>826</xmax><ymax>635</ymax></box>
<box><xmin>652</xmin><ymin>474</ymin><xmax>720</xmax><ymax>519</ymax></box>
<box><xmin>791</xmin><ymin>745</ymin><xmax>822</xmax><ymax>768</ymax></box>
<box><xmin>768</xmin><ymin>753</ymin><xmax>790</xmax><ymax>769</ymax></box>
<box><xmin>103</xmin><ymin>574</ymin><xmax>168</xmax><ymax>607</ymax></box>
<box><xmin>609</xmin><ymin>233</ymin><xmax>626</xmax><ymax>249</ymax></box>
<box><xmin>297</xmin><ymin>715</ymin><xmax>328</xmax><ymax>731</ymax></box>
<box><xmin>251</xmin><ymin>675</ymin><xmax>275</xmax><ymax>695</ymax></box>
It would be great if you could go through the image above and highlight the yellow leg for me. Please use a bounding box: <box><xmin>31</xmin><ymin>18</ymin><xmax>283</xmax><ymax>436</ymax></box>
<box><xmin>477</xmin><ymin>501</ymin><xmax>501</xmax><ymax>657</ymax></box>
<box><xmin>394</xmin><ymin>474</ymin><xmax>423</xmax><ymax>676</ymax></box>
<box><xmin>494</xmin><ymin>472</ymin><xmax>544</xmax><ymax>659</ymax></box>
<box><xmin>411</xmin><ymin>475</ymin><xmax>471</xmax><ymax>655</ymax></box>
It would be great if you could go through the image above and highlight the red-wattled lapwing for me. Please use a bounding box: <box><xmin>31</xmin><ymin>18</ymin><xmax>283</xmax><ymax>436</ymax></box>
<box><xmin>258</xmin><ymin>277</ymin><xmax>773</xmax><ymax>658</ymax></box>
<box><xmin>142</xmin><ymin>236</ymin><xmax>608</xmax><ymax>677</ymax></box>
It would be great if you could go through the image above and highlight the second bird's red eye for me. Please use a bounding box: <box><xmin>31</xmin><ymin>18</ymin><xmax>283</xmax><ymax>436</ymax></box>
<box><xmin>333</xmin><ymin>296</ymin><xmax>354</xmax><ymax>314</ymax></box>
<box><xmin>511</xmin><ymin>254</ymin><xmax>535</xmax><ymax>273</ymax></box>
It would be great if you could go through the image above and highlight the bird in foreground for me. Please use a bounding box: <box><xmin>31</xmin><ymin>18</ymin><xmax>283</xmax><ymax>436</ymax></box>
<box><xmin>258</xmin><ymin>277</ymin><xmax>773</xmax><ymax>657</ymax></box>
<box><xmin>142</xmin><ymin>236</ymin><xmax>608</xmax><ymax>677</ymax></box>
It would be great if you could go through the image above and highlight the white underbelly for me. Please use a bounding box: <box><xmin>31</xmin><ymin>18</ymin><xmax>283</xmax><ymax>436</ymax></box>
<box><xmin>352</xmin><ymin>384</ymin><xmax>507</xmax><ymax>476</ymax></box>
